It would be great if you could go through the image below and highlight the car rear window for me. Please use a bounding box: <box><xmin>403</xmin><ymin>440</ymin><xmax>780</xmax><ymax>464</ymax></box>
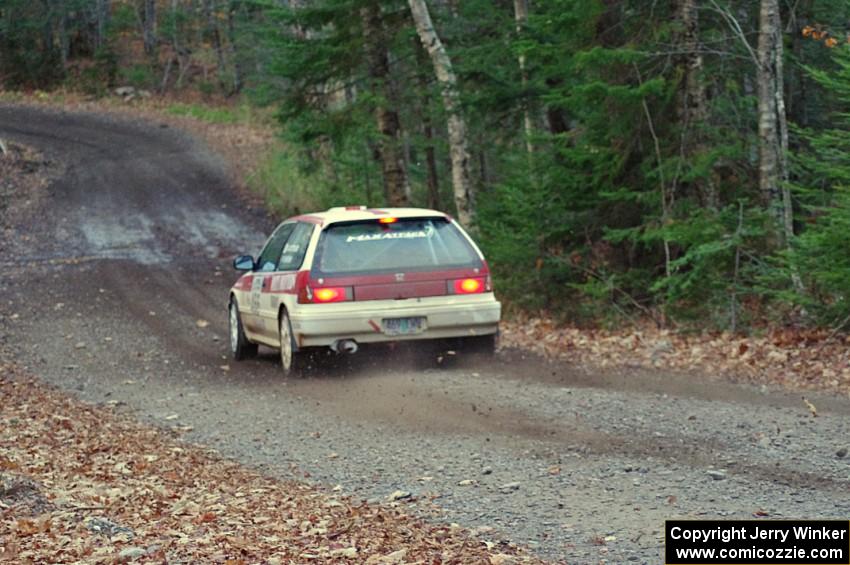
<box><xmin>315</xmin><ymin>218</ymin><xmax>481</xmax><ymax>275</ymax></box>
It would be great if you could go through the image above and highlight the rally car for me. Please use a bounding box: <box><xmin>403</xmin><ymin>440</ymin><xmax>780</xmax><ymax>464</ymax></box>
<box><xmin>228</xmin><ymin>206</ymin><xmax>501</xmax><ymax>375</ymax></box>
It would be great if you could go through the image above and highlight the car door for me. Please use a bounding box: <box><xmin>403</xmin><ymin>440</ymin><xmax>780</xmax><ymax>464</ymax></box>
<box><xmin>257</xmin><ymin>222</ymin><xmax>315</xmax><ymax>340</ymax></box>
<box><xmin>243</xmin><ymin>222</ymin><xmax>296</xmax><ymax>338</ymax></box>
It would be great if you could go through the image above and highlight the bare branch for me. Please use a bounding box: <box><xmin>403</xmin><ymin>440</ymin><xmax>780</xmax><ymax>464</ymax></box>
<box><xmin>706</xmin><ymin>0</ymin><xmax>760</xmax><ymax>67</ymax></box>
<box><xmin>634</xmin><ymin>63</ymin><xmax>672</xmax><ymax>281</ymax></box>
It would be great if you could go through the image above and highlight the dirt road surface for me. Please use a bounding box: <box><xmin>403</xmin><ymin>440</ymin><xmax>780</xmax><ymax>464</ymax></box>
<box><xmin>2</xmin><ymin>104</ymin><xmax>849</xmax><ymax>563</ymax></box>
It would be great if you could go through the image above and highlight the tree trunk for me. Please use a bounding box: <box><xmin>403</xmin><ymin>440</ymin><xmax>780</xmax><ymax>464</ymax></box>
<box><xmin>478</xmin><ymin>146</ymin><xmax>491</xmax><ymax>188</ymax></box>
<box><xmin>227</xmin><ymin>1</ymin><xmax>243</xmax><ymax>93</ymax></box>
<box><xmin>204</xmin><ymin>0</ymin><xmax>227</xmax><ymax>91</ymax></box>
<box><xmin>362</xmin><ymin>3</ymin><xmax>410</xmax><ymax>207</ymax></box>
<box><xmin>142</xmin><ymin>0</ymin><xmax>157</xmax><ymax>58</ymax></box>
<box><xmin>160</xmin><ymin>55</ymin><xmax>174</xmax><ymax>92</ymax></box>
<box><xmin>95</xmin><ymin>0</ymin><xmax>110</xmax><ymax>50</ymax></box>
<box><xmin>675</xmin><ymin>0</ymin><xmax>717</xmax><ymax>209</ymax></box>
<box><xmin>545</xmin><ymin>83</ymin><xmax>570</xmax><ymax>135</ymax></box>
<box><xmin>757</xmin><ymin>0</ymin><xmax>792</xmax><ymax>248</ymax></box>
<box><xmin>59</xmin><ymin>3</ymin><xmax>69</xmax><ymax>66</ymax></box>
<box><xmin>170</xmin><ymin>0</ymin><xmax>179</xmax><ymax>56</ymax></box>
<box><xmin>738</xmin><ymin>4</ymin><xmax>759</xmax><ymax>167</ymax></box>
<box><xmin>167</xmin><ymin>0</ymin><xmax>181</xmax><ymax>89</ymax></box>
<box><xmin>408</xmin><ymin>0</ymin><xmax>474</xmax><ymax>227</ymax></box>
<box><xmin>415</xmin><ymin>40</ymin><xmax>441</xmax><ymax>209</ymax></box>
<box><xmin>42</xmin><ymin>0</ymin><xmax>54</xmax><ymax>56</ymax></box>
<box><xmin>423</xmin><ymin>117</ymin><xmax>441</xmax><ymax>209</ymax></box>
<box><xmin>513</xmin><ymin>0</ymin><xmax>534</xmax><ymax>155</ymax></box>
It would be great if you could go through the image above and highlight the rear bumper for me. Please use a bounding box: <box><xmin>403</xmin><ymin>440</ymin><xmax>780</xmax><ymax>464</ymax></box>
<box><xmin>290</xmin><ymin>294</ymin><xmax>501</xmax><ymax>347</ymax></box>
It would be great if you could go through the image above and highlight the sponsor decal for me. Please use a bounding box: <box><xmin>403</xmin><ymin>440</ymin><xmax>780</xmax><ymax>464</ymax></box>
<box><xmin>345</xmin><ymin>227</ymin><xmax>433</xmax><ymax>243</ymax></box>
<box><xmin>270</xmin><ymin>273</ymin><xmax>296</xmax><ymax>292</ymax></box>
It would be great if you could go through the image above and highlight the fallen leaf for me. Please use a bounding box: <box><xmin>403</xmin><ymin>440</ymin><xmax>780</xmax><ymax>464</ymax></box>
<box><xmin>388</xmin><ymin>490</ymin><xmax>412</xmax><ymax>501</ymax></box>
<box><xmin>803</xmin><ymin>397</ymin><xmax>818</xmax><ymax>417</ymax></box>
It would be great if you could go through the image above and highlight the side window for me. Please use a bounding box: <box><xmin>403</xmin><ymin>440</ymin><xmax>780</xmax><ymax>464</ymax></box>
<box><xmin>278</xmin><ymin>223</ymin><xmax>314</xmax><ymax>271</ymax></box>
<box><xmin>256</xmin><ymin>223</ymin><xmax>295</xmax><ymax>272</ymax></box>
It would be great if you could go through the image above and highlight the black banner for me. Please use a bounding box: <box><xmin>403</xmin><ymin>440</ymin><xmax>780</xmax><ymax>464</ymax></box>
<box><xmin>665</xmin><ymin>520</ymin><xmax>850</xmax><ymax>564</ymax></box>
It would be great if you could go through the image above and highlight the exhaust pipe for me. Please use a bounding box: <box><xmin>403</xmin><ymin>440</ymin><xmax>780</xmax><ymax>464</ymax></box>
<box><xmin>332</xmin><ymin>339</ymin><xmax>359</xmax><ymax>354</ymax></box>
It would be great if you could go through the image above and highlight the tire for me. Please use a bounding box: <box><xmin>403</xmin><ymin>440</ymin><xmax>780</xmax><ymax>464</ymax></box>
<box><xmin>279</xmin><ymin>309</ymin><xmax>307</xmax><ymax>376</ymax></box>
<box><xmin>229</xmin><ymin>298</ymin><xmax>258</xmax><ymax>361</ymax></box>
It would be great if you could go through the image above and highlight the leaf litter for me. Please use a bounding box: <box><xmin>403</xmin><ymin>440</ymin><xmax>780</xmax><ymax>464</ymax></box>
<box><xmin>501</xmin><ymin>315</ymin><xmax>850</xmax><ymax>396</ymax></box>
<box><xmin>0</xmin><ymin>364</ymin><xmax>543</xmax><ymax>564</ymax></box>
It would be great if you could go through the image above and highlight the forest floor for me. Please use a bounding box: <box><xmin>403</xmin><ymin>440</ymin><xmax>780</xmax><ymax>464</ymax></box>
<box><xmin>0</xmin><ymin>364</ymin><xmax>537</xmax><ymax>564</ymax></box>
<box><xmin>501</xmin><ymin>317</ymin><xmax>850</xmax><ymax>398</ymax></box>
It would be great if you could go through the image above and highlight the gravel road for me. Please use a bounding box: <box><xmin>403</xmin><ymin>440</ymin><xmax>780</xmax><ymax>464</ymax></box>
<box><xmin>2</xmin><ymin>104</ymin><xmax>849</xmax><ymax>563</ymax></box>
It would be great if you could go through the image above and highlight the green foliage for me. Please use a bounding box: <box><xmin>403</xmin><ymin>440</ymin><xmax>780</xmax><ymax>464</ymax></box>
<box><xmin>76</xmin><ymin>47</ymin><xmax>118</xmax><ymax>97</ymax></box>
<box><xmin>244</xmin><ymin>0</ymin><xmax>790</xmax><ymax>328</ymax></box>
<box><xmin>248</xmin><ymin>147</ymin><xmax>323</xmax><ymax>216</ymax></box>
<box><xmin>789</xmin><ymin>188</ymin><xmax>850</xmax><ymax>321</ymax></box>
<box><xmin>249</xmin><ymin>130</ymin><xmax>385</xmax><ymax>217</ymax></box>
<box><xmin>774</xmin><ymin>47</ymin><xmax>850</xmax><ymax>323</ymax></box>
<box><xmin>197</xmin><ymin>80</ymin><xmax>217</xmax><ymax>99</ymax></box>
<box><xmin>108</xmin><ymin>2</ymin><xmax>138</xmax><ymax>34</ymax></box>
<box><xmin>167</xmin><ymin>103</ymin><xmax>239</xmax><ymax>124</ymax></box>
<box><xmin>119</xmin><ymin>64</ymin><xmax>155</xmax><ymax>89</ymax></box>
<box><xmin>0</xmin><ymin>0</ymin><xmax>64</xmax><ymax>88</ymax></box>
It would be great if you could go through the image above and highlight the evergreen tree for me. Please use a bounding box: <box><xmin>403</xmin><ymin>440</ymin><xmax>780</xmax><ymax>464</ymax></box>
<box><xmin>782</xmin><ymin>47</ymin><xmax>850</xmax><ymax>323</ymax></box>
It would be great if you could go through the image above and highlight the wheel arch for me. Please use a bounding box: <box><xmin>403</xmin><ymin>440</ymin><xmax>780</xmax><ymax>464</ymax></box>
<box><xmin>277</xmin><ymin>300</ymin><xmax>303</xmax><ymax>351</ymax></box>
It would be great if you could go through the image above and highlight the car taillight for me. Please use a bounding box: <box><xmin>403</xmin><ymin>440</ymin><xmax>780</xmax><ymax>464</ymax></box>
<box><xmin>300</xmin><ymin>285</ymin><xmax>352</xmax><ymax>304</ymax></box>
<box><xmin>314</xmin><ymin>287</ymin><xmax>345</xmax><ymax>302</ymax></box>
<box><xmin>451</xmin><ymin>277</ymin><xmax>486</xmax><ymax>294</ymax></box>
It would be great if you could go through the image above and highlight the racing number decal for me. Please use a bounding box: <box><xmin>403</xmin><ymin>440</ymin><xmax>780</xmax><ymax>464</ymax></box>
<box><xmin>250</xmin><ymin>275</ymin><xmax>264</xmax><ymax>313</ymax></box>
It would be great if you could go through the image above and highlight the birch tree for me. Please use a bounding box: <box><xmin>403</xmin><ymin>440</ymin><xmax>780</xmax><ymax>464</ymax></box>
<box><xmin>514</xmin><ymin>0</ymin><xmax>534</xmax><ymax>155</ymax></box>
<box><xmin>675</xmin><ymin>0</ymin><xmax>716</xmax><ymax>208</ymax></box>
<box><xmin>408</xmin><ymin>0</ymin><xmax>473</xmax><ymax>226</ymax></box>
<box><xmin>757</xmin><ymin>0</ymin><xmax>793</xmax><ymax>248</ymax></box>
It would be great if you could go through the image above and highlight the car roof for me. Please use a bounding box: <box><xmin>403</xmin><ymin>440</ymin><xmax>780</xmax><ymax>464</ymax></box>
<box><xmin>290</xmin><ymin>207</ymin><xmax>450</xmax><ymax>226</ymax></box>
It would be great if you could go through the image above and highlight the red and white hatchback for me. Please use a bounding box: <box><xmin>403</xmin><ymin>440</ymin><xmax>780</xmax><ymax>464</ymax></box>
<box><xmin>228</xmin><ymin>206</ymin><xmax>501</xmax><ymax>375</ymax></box>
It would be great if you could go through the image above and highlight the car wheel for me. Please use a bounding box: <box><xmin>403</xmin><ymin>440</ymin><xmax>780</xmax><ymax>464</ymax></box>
<box><xmin>229</xmin><ymin>299</ymin><xmax>257</xmax><ymax>360</ymax></box>
<box><xmin>279</xmin><ymin>309</ymin><xmax>306</xmax><ymax>376</ymax></box>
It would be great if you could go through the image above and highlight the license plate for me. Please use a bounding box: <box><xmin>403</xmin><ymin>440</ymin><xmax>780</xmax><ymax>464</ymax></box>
<box><xmin>382</xmin><ymin>317</ymin><xmax>426</xmax><ymax>336</ymax></box>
